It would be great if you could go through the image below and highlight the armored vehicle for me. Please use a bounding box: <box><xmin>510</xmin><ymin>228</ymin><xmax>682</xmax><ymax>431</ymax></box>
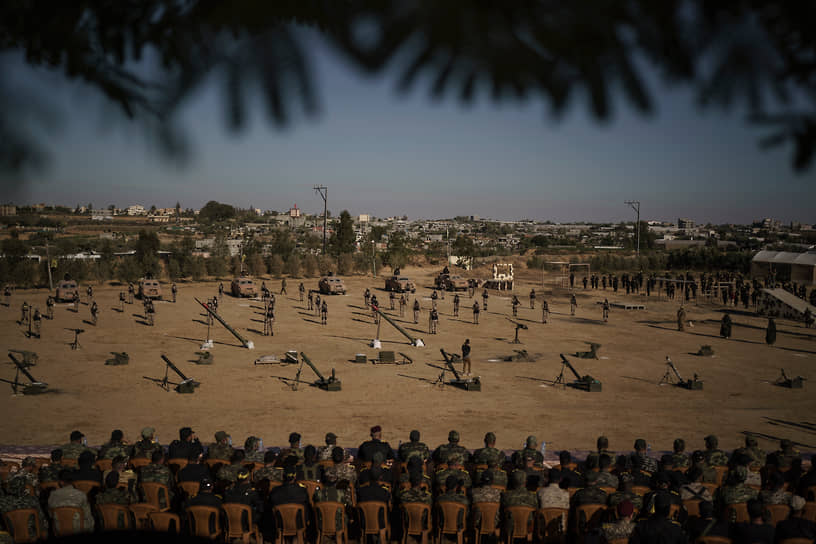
<box><xmin>55</xmin><ymin>279</ymin><xmax>79</xmax><ymax>302</ymax></box>
<box><xmin>230</xmin><ymin>277</ymin><xmax>257</xmax><ymax>298</ymax></box>
<box><xmin>319</xmin><ymin>276</ymin><xmax>346</xmax><ymax>295</ymax></box>
<box><xmin>138</xmin><ymin>278</ymin><xmax>162</xmax><ymax>300</ymax></box>
<box><xmin>435</xmin><ymin>273</ymin><xmax>468</xmax><ymax>291</ymax></box>
<box><xmin>385</xmin><ymin>275</ymin><xmax>416</xmax><ymax>293</ymax></box>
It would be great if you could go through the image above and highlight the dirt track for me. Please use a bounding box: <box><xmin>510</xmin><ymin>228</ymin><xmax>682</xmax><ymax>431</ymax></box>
<box><xmin>1</xmin><ymin>267</ymin><xmax>814</xmax><ymax>459</ymax></box>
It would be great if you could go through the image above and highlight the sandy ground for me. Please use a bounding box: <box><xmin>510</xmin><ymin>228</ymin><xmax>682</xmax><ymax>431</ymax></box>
<box><xmin>1</xmin><ymin>266</ymin><xmax>814</xmax><ymax>460</ymax></box>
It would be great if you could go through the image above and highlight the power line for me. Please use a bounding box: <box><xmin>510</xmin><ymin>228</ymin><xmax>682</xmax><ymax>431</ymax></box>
<box><xmin>624</xmin><ymin>200</ymin><xmax>641</xmax><ymax>255</ymax></box>
<box><xmin>314</xmin><ymin>185</ymin><xmax>328</xmax><ymax>254</ymax></box>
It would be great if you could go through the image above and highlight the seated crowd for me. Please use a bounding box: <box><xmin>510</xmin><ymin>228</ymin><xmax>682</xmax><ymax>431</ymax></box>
<box><xmin>0</xmin><ymin>425</ymin><xmax>815</xmax><ymax>543</ymax></box>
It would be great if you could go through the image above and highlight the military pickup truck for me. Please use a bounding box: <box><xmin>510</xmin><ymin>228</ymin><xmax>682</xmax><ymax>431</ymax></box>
<box><xmin>55</xmin><ymin>279</ymin><xmax>79</xmax><ymax>302</ymax></box>
<box><xmin>138</xmin><ymin>278</ymin><xmax>163</xmax><ymax>300</ymax></box>
<box><xmin>319</xmin><ymin>276</ymin><xmax>346</xmax><ymax>295</ymax></box>
<box><xmin>384</xmin><ymin>275</ymin><xmax>416</xmax><ymax>293</ymax></box>
<box><xmin>230</xmin><ymin>277</ymin><xmax>257</xmax><ymax>297</ymax></box>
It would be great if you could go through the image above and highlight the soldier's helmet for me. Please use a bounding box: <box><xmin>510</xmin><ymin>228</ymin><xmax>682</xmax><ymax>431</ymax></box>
<box><xmin>448</xmin><ymin>430</ymin><xmax>460</xmax><ymax>443</ymax></box>
<box><xmin>526</xmin><ymin>435</ymin><xmax>538</xmax><ymax>448</ymax></box>
<box><xmin>704</xmin><ymin>435</ymin><xmax>718</xmax><ymax>449</ymax></box>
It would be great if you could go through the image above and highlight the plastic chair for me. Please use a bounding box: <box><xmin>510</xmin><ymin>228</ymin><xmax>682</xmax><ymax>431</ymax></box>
<box><xmin>72</xmin><ymin>479</ymin><xmax>101</xmax><ymax>495</ymax></box>
<box><xmin>700</xmin><ymin>483</ymin><xmax>718</xmax><ymax>495</ymax></box>
<box><xmin>802</xmin><ymin>502</ymin><xmax>816</xmax><ymax>521</ymax></box>
<box><xmin>683</xmin><ymin>499</ymin><xmax>701</xmax><ymax>518</ymax></box>
<box><xmin>148</xmin><ymin>510</ymin><xmax>181</xmax><ymax>533</ymax></box>
<box><xmin>297</xmin><ymin>480</ymin><xmax>320</xmax><ymax>506</ymax></box>
<box><xmin>537</xmin><ymin>507</ymin><xmax>568</xmax><ymax>543</ymax></box>
<box><xmin>94</xmin><ymin>459</ymin><xmax>113</xmax><ymax>472</ymax></box>
<box><xmin>764</xmin><ymin>503</ymin><xmax>791</xmax><ymax>525</ymax></box>
<box><xmin>694</xmin><ymin>537</ymin><xmax>732</xmax><ymax>544</ymax></box>
<box><xmin>186</xmin><ymin>505</ymin><xmax>222</xmax><ymax>539</ymax></box>
<box><xmin>166</xmin><ymin>458</ymin><xmax>188</xmax><ymax>476</ymax></box>
<box><xmin>316</xmin><ymin>500</ymin><xmax>349</xmax><ymax>544</ymax></box>
<box><xmin>606</xmin><ymin>539</ymin><xmax>628</xmax><ymax>544</ymax></box>
<box><xmin>472</xmin><ymin>501</ymin><xmax>501</xmax><ymax>544</ymax></box>
<box><xmin>631</xmin><ymin>486</ymin><xmax>650</xmax><ymax>496</ymax></box>
<box><xmin>778</xmin><ymin>539</ymin><xmax>815</xmax><ymax>544</ymax></box>
<box><xmin>566</xmin><ymin>487</ymin><xmax>580</xmax><ymax>500</ymax></box>
<box><xmin>129</xmin><ymin>457</ymin><xmax>150</xmax><ymax>471</ymax></box>
<box><xmin>435</xmin><ymin>501</ymin><xmax>468</xmax><ymax>544</ymax></box>
<box><xmin>712</xmin><ymin>466</ymin><xmax>728</xmax><ymax>487</ymax></box>
<box><xmin>574</xmin><ymin>503</ymin><xmax>606</xmax><ymax>536</ymax></box>
<box><xmin>357</xmin><ymin>501</ymin><xmax>390</xmax><ymax>544</ymax></box>
<box><xmin>49</xmin><ymin>505</ymin><xmax>86</xmax><ymax>536</ymax></box>
<box><xmin>223</xmin><ymin>502</ymin><xmax>261</xmax><ymax>544</ymax></box>
<box><xmin>272</xmin><ymin>503</ymin><xmax>307</xmax><ymax>544</ymax></box>
<box><xmin>723</xmin><ymin>503</ymin><xmax>749</xmax><ymax>523</ymax></box>
<box><xmin>96</xmin><ymin>503</ymin><xmax>134</xmax><ymax>530</ymax></box>
<box><xmin>504</xmin><ymin>505</ymin><xmax>535</xmax><ymax>544</ymax></box>
<box><xmin>178</xmin><ymin>480</ymin><xmax>201</xmax><ymax>498</ymax></box>
<box><xmin>2</xmin><ymin>508</ymin><xmax>46</xmax><ymax>543</ymax></box>
<box><xmin>140</xmin><ymin>481</ymin><xmax>171</xmax><ymax>511</ymax></box>
<box><xmin>129</xmin><ymin>502</ymin><xmax>158</xmax><ymax>529</ymax></box>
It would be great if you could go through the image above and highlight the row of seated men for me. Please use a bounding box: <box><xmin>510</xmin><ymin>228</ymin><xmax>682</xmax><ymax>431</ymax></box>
<box><xmin>0</xmin><ymin>426</ymin><xmax>814</xmax><ymax>542</ymax></box>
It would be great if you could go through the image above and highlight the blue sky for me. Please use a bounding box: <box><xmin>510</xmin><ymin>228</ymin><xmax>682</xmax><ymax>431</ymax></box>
<box><xmin>6</xmin><ymin>32</ymin><xmax>814</xmax><ymax>225</ymax></box>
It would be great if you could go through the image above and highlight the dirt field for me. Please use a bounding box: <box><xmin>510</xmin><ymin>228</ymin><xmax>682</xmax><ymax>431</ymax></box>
<box><xmin>1</xmin><ymin>266</ymin><xmax>814</xmax><ymax>460</ymax></box>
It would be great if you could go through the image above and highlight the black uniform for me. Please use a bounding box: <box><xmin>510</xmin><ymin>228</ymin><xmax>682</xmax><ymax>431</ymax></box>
<box><xmin>178</xmin><ymin>463</ymin><xmax>210</xmax><ymax>483</ymax></box>
<box><xmin>629</xmin><ymin>514</ymin><xmax>686</xmax><ymax>544</ymax></box>
<box><xmin>267</xmin><ymin>482</ymin><xmax>309</xmax><ymax>508</ymax></box>
<box><xmin>169</xmin><ymin>439</ymin><xmax>204</xmax><ymax>460</ymax></box>
<box><xmin>357</xmin><ymin>439</ymin><xmax>395</xmax><ymax>463</ymax></box>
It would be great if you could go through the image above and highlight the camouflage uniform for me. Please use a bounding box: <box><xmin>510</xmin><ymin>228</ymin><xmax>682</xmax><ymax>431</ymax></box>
<box><xmin>608</xmin><ymin>491</ymin><xmax>643</xmax><ymax>511</ymax></box>
<box><xmin>399</xmin><ymin>472</ymin><xmax>432</xmax><ymax>489</ymax></box>
<box><xmin>398</xmin><ymin>441</ymin><xmax>431</xmax><ymax>462</ymax></box>
<box><xmin>98</xmin><ymin>440</ymin><xmax>132</xmax><ymax>460</ymax></box>
<box><xmin>434</xmin><ymin>443</ymin><xmax>469</xmax><ymax>464</ymax></box>
<box><xmin>314</xmin><ymin>485</ymin><xmax>351</xmax><ymax>506</ymax></box>
<box><xmin>437</xmin><ymin>491</ymin><xmax>469</xmax><ymax>505</ymax></box>
<box><xmin>324</xmin><ymin>463</ymin><xmax>357</xmax><ymax>486</ymax></box>
<box><xmin>631</xmin><ymin>452</ymin><xmax>659</xmax><ymax>474</ymax></box>
<box><xmin>693</xmin><ymin>461</ymin><xmax>718</xmax><ymax>484</ymax></box>
<box><xmin>595</xmin><ymin>471</ymin><xmax>619</xmax><ymax>489</ymax></box>
<box><xmin>278</xmin><ymin>447</ymin><xmax>304</xmax><ymax>464</ymax></box>
<box><xmin>538</xmin><ymin>486</ymin><xmax>570</xmax><ymax>510</ymax></box>
<box><xmin>48</xmin><ymin>485</ymin><xmax>94</xmax><ymax>532</ymax></box>
<box><xmin>760</xmin><ymin>488</ymin><xmax>793</xmax><ymax>505</ymax></box>
<box><xmin>244</xmin><ymin>437</ymin><xmax>265</xmax><ymax>463</ymax></box>
<box><xmin>512</xmin><ymin>447</ymin><xmax>544</xmax><ymax>468</ymax></box>
<box><xmin>435</xmin><ymin>468</ymin><xmax>471</xmax><ymax>490</ymax></box>
<box><xmin>103</xmin><ymin>468</ymin><xmax>137</xmax><ymax>489</ymax></box>
<box><xmin>316</xmin><ymin>445</ymin><xmax>336</xmax><ymax>462</ymax></box>
<box><xmin>502</xmin><ymin>488</ymin><xmax>538</xmax><ymax>508</ymax></box>
<box><xmin>600</xmin><ymin>519</ymin><xmax>637</xmax><ymax>542</ymax></box>
<box><xmin>60</xmin><ymin>442</ymin><xmax>95</xmax><ymax>460</ymax></box>
<box><xmin>732</xmin><ymin>445</ymin><xmax>766</xmax><ymax>469</ymax></box>
<box><xmin>0</xmin><ymin>479</ymin><xmax>49</xmax><ymax>538</ymax></box>
<box><xmin>216</xmin><ymin>463</ymin><xmax>245</xmax><ymax>484</ymax></box>
<box><xmin>132</xmin><ymin>438</ymin><xmax>162</xmax><ymax>459</ymax></box>
<box><xmin>488</xmin><ymin>469</ymin><xmax>508</xmax><ymax>488</ymax></box>
<box><xmin>571</xmin><ymin>486</ymin><xmax>608</xmax><ymax>506</ymax></box>
<box><xmin>38</xmin><ymin>463</ymin><xmax>62</xmax><ymax>484</ymax></box>
<box><xmin>472</xmin><ymin>486</ymin><xmax>502</xmax><ymax>504</ymax></box>
<box><xmin>472</xmin><ymin>446</ymin><xmax>504</xmax><ymax>467</ymax></box>
<box><xmin>252</xmin><ymin>465</ymin><xmax>283</xmax><ymax>484</ymax></box>
<box><xmin>96</xmin><ymin>487</ymin><xmax>138</xmax><ymax>505</ymax></box>
<box><xmin>8</xmin><ymin>470</ymin><xmax>39</xmax><ymax>491</ymax></box>
<box><xmin>670</xmin><ymin>453</ymin><xmax>690</xmax><ymax>469</ymax></box>
<box><xmin>716</xmin><ymin>473</ymin><xmax>758</xmax><ymax>518</ymax></box>
<box><xmin>207</xmin><ymin>442</ymin><xmax>234</xmax><ymax>461</ymax></box>
<box><xmin>705</xmin><ymin>449</ymin><xmax>729</xmax><ymax>467</ymax></box>
<box><xmin>679</xmin><ymin>483</ymin><xmax>712</xmax><ymax>502</ymax></box>
<box><xmin>398</xmin><ymin>487</ymin><xmax>433</xmax><ymax>505</ymax></box>
<box><xmin>140</xmin><ymin>463</ymin><xmax>174</xmax><ymax>508</ymax></box>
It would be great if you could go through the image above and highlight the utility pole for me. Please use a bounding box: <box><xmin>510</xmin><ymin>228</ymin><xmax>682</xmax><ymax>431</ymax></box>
<box><xmin>314</xmin><ymin>185</ymin><xmax>328</xmax><ymax>254</ymax></box>
<box><xmin>372</xmin><ymin>240</ymin><xmax>376</xmax><ymax>278</ymax></box>
<box><xmin>625</xmin><ymin>200</ymin><xmax>641</xmax><ymax>256</ymax></box>
<box><xmin>45</xmin><ymin>240</ymin><xmax>53</xmax><ymax>291</ymax></box>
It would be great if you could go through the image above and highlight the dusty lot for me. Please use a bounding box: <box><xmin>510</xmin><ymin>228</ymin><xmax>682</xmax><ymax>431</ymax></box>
<box><xmin>1</xmin><ymin>266</ymin><xmax>814</xmax><ymax>459</ymax></box>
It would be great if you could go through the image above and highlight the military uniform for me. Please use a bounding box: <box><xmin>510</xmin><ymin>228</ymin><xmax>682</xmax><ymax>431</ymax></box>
<box><xmin>207</xmin><ymin>442</ymin><xmax>234</xmax><ymax>461</ymax></box>
<box><xmin>487</xmin><ymin>469</ymin><xmax>508</xmax><ymax>488</ymax></box>
<box><xmin>629</xmin><ymin>515</ymin><xmax>685</xmax><ymax>544</ymax></box>
<box><xmin>631</xmin><ymin>452</ymin><xmax>659</xmax><ymax>474</ymax></box>
<box><xmin>0</xmin><ymin>480</ymin><xmax>49</xmax><ymax>538</ymax></box>
<box><xmin>435</xmin><ymin>468</ymin><xmax>471</xmax><ymax>490</ymax></box>
<box><xmin>512</xmin><ymin>447</ymin><xmax>544</xmax><ymax>468</ymax></box>
<box><xmin>472</xmin><ymin>486</ymin><xmax>502</xmax><ymax>504</ymax></box>
<box><xmin>223</xmin><ymin>482</ymin><xmax>263</xmax><ymax>519</ymax></box>
<box><xmin>472</xmin><ymin>446</ymin><xmax>504</xmax><ymax>467</ymax></box>
<box><xmin>252</xmin><ymin>465</ymin><xmax>283</xmax><ymax>484</ymax></box>
<box><xmin>8</xmin><ymin>470</ymin><xmax>39</xmax><ymax>491</ymax></box>
<box><xmin>315</xmin><ymin>485</ymin><xmax>351</xmax><ymax>506</ymax></box>
<box><xmin>279</xmin><ymin>447</ymin><xmax>304</xmax><ymax>464</ymax></box>
<box><xmin>434</xmin><ymin>443</ymin><xmax>469</xmax><ymax>464</ymax></box>
<box><xmin>399</xmin><ymin>487</ymin><xmax>432</xmax><ymax>505</ymax></box>
<box><xmin>601</xmin><ymin>519</ymin><xmax>637</xmax><ymax>542</ymax></box>
<box><xmin>760</xmin><ymin>488</ymin><xmax>793</xmax><ymax>505</ymax></box>
<box><xmin>60</xmin><ymin>442</ymin><xmax>95</xmax><ymax>460</ymax></box>
<box><xmin>571</xmin><ymin>486</ymin><xmax>608</xmax><ymax>507</ymax></box>
<box><xmin>704</xmin><ymin>449</ymin><xmax>729</xmax><ymax>467</ymax></box>
<box><xmin>502</xmin><ymin>488</ymin><xmax>537</xmax><ymax>508</ymax></box>
<box><xmin>38</xmin><ymin>463</ymin><xmax>62</xmax><ymax>484</ymax></box>
<box><xmin>96</xmin><ymin>487</ymin><xmax>138</xmax><ymax>505</ymax></box>
<box><xmin>216</xmin><ymin>462</ymin><xmax>245</xmax><ymax>484</ymax></box>
<box><xmin>98</xmin><ymin>440</ymin><xmax>132</xmax><ymax>460</ymax></box>
<box><xmin>132</xmin><ymin>438</ymin><xmax>162</xmax><ymax>459</ymax></box>
<box><xmin>608</xmin><ymin>491</ymin><xmax>643</xmax><ymax>511</ymax></box>
<box><xmin>436</xmin><ymin>491</ymin><xmax>469</xmax><ymax>505</ymax></box>
<box><xmin>140</xmin><ymin>463</ymin><xmax>174</xmax><ymax>508</ymax></box>
<box><xmin>732</xmin><ymin>445</ymin><xmax>766</xmax><ymax>469</ymax></box>
<box><xmin>323</xmin><ymin>463</ymin><xmax>356</xmax><ymax>485</ymax></box>
<box><xmin>669</xmin><ymin>452</ymin><xmax>690</xmax><ymax>469</ymax></box>
<box><xmin>595</xmin><ymin>471</ymin><xmax>619</xmax><ymax>489</ymax></box>
<box><xmin>48</xmin><ymin>485</ymin><xmax>94</xmax><ymax>532</ymax></box>
<box><xmin>399</xmin><ymin>441</ymin><xmax>431</xmax><ymax>462</ymax></box>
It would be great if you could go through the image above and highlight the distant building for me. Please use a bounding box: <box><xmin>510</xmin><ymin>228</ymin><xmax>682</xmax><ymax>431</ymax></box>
<box><xmin>358</xmin><ymin>214</ymin><xmax>370</xmax><ymax>223</ymax></box>
<box><xmin>751</xmin><ymin>250</ymin><xmax>816</xmax><ymax>285</ymax></box>
<box><xmin>127</xmin><ymin>205</ymin><xmax>146</xmax><ymax>216</ymax></box>
<box><xmin>0</xmin><ymin>204</ymin><xmax>17</xmax><ymax>216</ymax></box>
<box><xmin>761</xmin><ymin>218</ymin><xmax>781</xmax><ymax>231</ymax></box>
<box><xmin>677</xmin><ymin>218</ymin><xmax>695</xmax><ymax>230</ymax></box>
<box><xmin>289</xmin><ymin>204</ymin><xmax>301</xmax><ymax>218</ymax></box>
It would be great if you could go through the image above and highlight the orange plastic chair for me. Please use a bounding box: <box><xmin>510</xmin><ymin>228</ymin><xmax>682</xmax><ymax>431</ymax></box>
<box><xmin>297</xmin><ymin>480</ymin><xmax>320</xmax><ymax>506</ymax></box>
<box><xmin>700</xmin><ymin>483</ymin><xmax>718</xmax><ymax>495</ymax></box>
<box><xmin>504</xmin><ymin>505</ymin><xmax>535</xmax><ymax>544</ymax></box>
<box><xmin>140</xmin><ymin>481</ymin><xmax>171</xmax><ymax>511</ymax></box>
<box><xmin>49</xmin><ymin>505</ymin><xmax>87</xmax><ymax>536</ymax></box>
<box><xmin>764</xmin><ymin>503</ymin><xmax>791</xmax><ymax>525</ymax></box>
<box><xmin>802</xmin><ymin>503</ymin><xmax>816</xmax><ymax>521</ymax></box>
<box><xmin>599</xmin><ymin>486</ymin><xmax>616</xmax><ymax>495</ymax></box>
<box><xmin>129</xmin><ymin>457</ymin><xmax>150</xmax><ymax>471</ymax></box>
<box><xmin>574</xmin><ymin>504</ymin><xmax>606</xmax><ymax>536</ymax></box>
<box><xmin>72</xmin><ymin>479</ymin><xmax>101</xmax><ymax>496</ymax></box>
<box><xmin>94</xmin><ymin>459</ymin><xmax>113</xmax><ymax>472</ymax></box>
<box><xmin>166</xmin><ymin>458</ymin><xmax>188</xmax><ymax>476</ymax></box>
<box><xmin>607</xmin><ymin>539</ymin><xmax>629</xmax><ymax>544</ymax></box>
<box><xmin>178</xmin><ymin>480</ymin><xmax>201</xmax><ymax>498</ymax></box>
<box><xmin>724</xmin><ymin>503</ymin><xmax>749</xmax><ymax>523</ymax></box>
<box><xmin>223</xmin><ymin>502</ymin><xmax>261</xmax><ymax>544</ymax></box>
<box><xmin>316</xmin><ymin>500</ymin><xmax>349</xmax><ymax>544</ymax></box>
<box><xmin>148</xmin><ymin>510</ymin><xmax>182</xmax><ymax>533</ymax></box>
<box><xmin>186</xmin><ymin>505</ymin><xmax>222</xmax><ymax>539</ymax></box>
<box><xmin>537</xmin><ymin>507</ymin><xmax>568</xmax><ymax>543</ymax></box>
<box><xmin>272</xmin><ymin>503</ymin><xmax>307</xmax><ymax>544</ymax></box>
<box><xmin>436</xmin><ymin>501</ymin><xmax>468</xmax><ymax>544</ymax></box>
<box><xmin>128</xmin><ymin>502</ymin><xmax>158</xmax><ymax>529</ymax></box>
<box><xmin>473</xmin><ymin>502</ymin><xmax>501</xmax><ymax>544</ymax></box>
<box><xmin>357</xmin><ymin>501</ymin><xmax>390</xmax><ymax>544</ymax></box>
<box><xmin>712</xmin><ymin>466</ymin><xmax>729</xmax><ymax>487</ymax></box>
<box><xmin>683</xmin><ymin>499</ymin><xmax>702</xmax><ymax>518</ymax></box>
<box><xmin>2</xmin><ymin>508</ymin><xmax>46</xmax><ymax>543</ymax></box>
<box><xmin>59</xmin><ymin>459</ymin><xmax>78</xmax><ymax>468</ymax></box>
<box><xmin>96</xmin><ymin>503</ymin><xmax>134</xmax><ymax>530</ymax></box>
<box><xmin>631</xmin><ymin>486</ymin><xmax>650</xmax><ymax>496</ymax></box>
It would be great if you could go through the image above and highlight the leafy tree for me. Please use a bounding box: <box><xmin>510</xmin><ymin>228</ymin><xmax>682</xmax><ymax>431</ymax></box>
<box><xmin>452</xmin><ymin>235</ymin><xmax>476</xmax><ymax>261</ymax></box>
<box><xmin>198</xmin><ymin>201</ymin><xmax>236</xmax><ymax>224</ymax></box>
<box><xmin>337</xmin><ymin>253</ymin><xmax>354</xmax><ymax>275</ymax></box>
<box><xmin>285</xmin><ymin>254</ymin><xmax>301</xmax><ymax>277</ymax></box>
<box><xmin>329</xmin><ymin>210</ymin><xmax>356</xmax><ymax>256</ymax></box>
<box><xmin>385</xmin><ymin>231</ymin><xmax>411</xmax><ymax>270</ymax></box>
<box><xmin>134</xmin><ymin>230</ymin><xmax>160</xmax><ymax>277</ymax></box>
<box><xmin>302</xmin><ymin>254</ymin><xmax>319</xmax><ymax>277</ymax></box>
<box><xmin>266</xmin><ymin>254</ymin><xmax>284</xmax><ymax>277</ymax></box>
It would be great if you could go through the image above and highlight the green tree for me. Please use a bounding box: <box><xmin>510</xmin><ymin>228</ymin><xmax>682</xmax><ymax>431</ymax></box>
<box><xmin>134</xmin><ymin>230</ymin><xmax>160</xmax><ymax>277</ymax></box>
<box><xmin>385</xmin><ymin>231</ymin><xmax>411</xmax><ymax>270</ymax></box>
<box><xmin>329</xmin><ymin>210</ymin><xmax>355</xmax><ymax>256</ymax></box>
<box><xmin>285</xmin><ymin>254</ymin><xmax>301</xmax><ymax>277</ymax></box>
<box><xmin>302</xmin><ymin>254</ymin><xmax>319</xmax><ymax>277</ymax></box>
<box><xmin>198</xmin><ymin>201</ymin><xmax>236</xmax><ymax>224</ymax></box>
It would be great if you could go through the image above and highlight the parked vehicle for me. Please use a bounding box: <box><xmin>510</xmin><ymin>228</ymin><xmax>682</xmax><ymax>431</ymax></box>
<box><xmin>230</xmin><ymin>277</ymin><xmax>257</xmax><ymax>297</ymax></box>
<box><xmin>385</xmin><ymin>275</ymin><xmax>416</xmax><ymax>293</ymax></box>
<box><xmin>55</xmin><ymin>280</ymin><xmax>79</xmax><ymax>302</ymax></box>
<box><xmin>319</xmin><ymin>276</ymin><xmax>346</xmax><ymax>295</ymax></box>
<box><xmin>435</xmin><ymin>272</ymin><xmax>468</xmax><ymax>291</ymax></box>
<box><xmin>138</xmin><ymin>278</ymin><xmax>163</xmax><ymax>300</ymax></box>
